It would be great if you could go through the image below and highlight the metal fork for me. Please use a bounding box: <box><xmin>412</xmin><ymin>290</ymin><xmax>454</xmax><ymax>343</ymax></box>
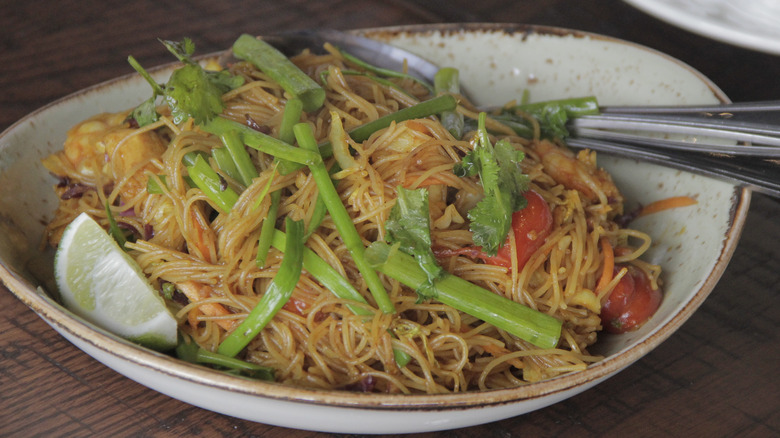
<box><xmin>571</xmin><ymin>102</ymin><xmax>780</xmax><ymax>157</ymax></box>
<box><xmin>261</xmin><ymin>29</ymin><xmax>780</xmax><ymax>197</ymax></box>
<box><xmin>567</xmin><ymin>102</ymin><xmax>780</xmax><ymax>197</ymax></box>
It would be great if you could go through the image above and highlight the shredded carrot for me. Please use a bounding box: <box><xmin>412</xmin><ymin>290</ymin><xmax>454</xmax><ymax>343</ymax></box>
<box><xmin>596</xmin><ymin>237</ymin><xmax>614</xmax><ymax>294</ymax></box>
<box><xmin>187</xmin><ymin>306</ymin><xmax>202</xmax><ymax>331</ymax></box>
<box><xmin>188</xmin><ymin>208</ymin><xmax>215</xmax><ymax>264</ymax></box>
<box><xmin>639</xmin><ymin>196</ymin><xmax>697</xmax><ymax>217</ymax></box>
<box><xmin>178</xmin><ymin>280</ymin><xmax>238</xmax><ymax>331</ymax></box>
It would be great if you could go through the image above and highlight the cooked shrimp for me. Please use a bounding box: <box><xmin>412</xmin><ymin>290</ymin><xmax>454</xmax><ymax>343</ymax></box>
<box><xmin>43</xmin><ymin>111</ymin><xmax>166</xmax><ymax>196</ymax></box>
<box><xmin>43</xmin><ymin>111</ymin><xmax>209</xmax><ymax>253</ymax></box>
<box><xmin>177</xmin><ymin>280</ymin><xmax>239</xmax><ymax>331</ymax></box>
<box><xmin>530</xmin><ymin>139</ymin><xmax>622</xmax><ymax>206</ymax></box>
<box><xmin>103</xmin><ymin>126</ymin><xmax>167</xmax><ymax>200</ymax></box>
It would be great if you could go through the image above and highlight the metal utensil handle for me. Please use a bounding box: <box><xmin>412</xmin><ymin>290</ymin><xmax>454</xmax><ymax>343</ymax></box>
<box><xmin>245</xmin><ymin>29</ymin><xmax>780</xmax><ymax>197</ymax></box>
<box><xmin>567</xmin><ymin>138</ymin><xmax>780</xmax><ymax>198</ymax></box>
<box><xmin>601</xmin><ymin>100</ymin><xmax>780</xmax><ymax>115</ymax></box>
<box><xmin>572</xmin><ymin>128</ymin><xmax>780</xmax><ymax>157</ymax></box>
<box><xmin>572</xmin><ymin>114</ymin><xmax>780</xmax><ymax>149</ymax></box>
<box><xmin>263</xmin><ymin>29</ymin><xmax>440</xmax><ymax>83</ymax></box>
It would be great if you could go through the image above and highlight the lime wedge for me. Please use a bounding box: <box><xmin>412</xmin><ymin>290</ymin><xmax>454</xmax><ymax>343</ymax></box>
<box><xmin>54</xmin><ymin>212</ymin><xmax>177</xmax><ymax>350</ymax></box>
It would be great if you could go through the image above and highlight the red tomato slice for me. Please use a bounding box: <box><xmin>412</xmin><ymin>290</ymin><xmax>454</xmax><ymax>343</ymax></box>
<box><xmin>506</xmin><ymin>190</ymin><xmax>553</xmax><ymax>268</ymax></box>
<box><xmin>439</xmin><ymin>190</ymin><xmax>553</xmax><ymax>269</ymax></box>
<box><xmin>600</xmin><ymin>265</ymin><xmax>663</xmax><ymax>333</ymax></box>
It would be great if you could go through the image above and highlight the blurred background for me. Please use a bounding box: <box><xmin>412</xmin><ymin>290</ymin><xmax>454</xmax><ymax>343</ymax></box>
<box><xmin>2</xmin><ymin>0</ymin><xmax>778</xmax><ymax>132</ymax></box>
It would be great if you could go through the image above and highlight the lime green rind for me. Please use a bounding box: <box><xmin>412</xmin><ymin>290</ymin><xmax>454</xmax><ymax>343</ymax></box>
<box><xmin>54</xmin><ymin>213</ymin><xmax>177</xmax><ymax>351</ymax></box>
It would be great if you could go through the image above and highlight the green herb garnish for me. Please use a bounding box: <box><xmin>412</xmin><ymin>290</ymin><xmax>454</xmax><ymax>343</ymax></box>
<box><xmin>455</xmin><ymin>112</ymin><xmax>530</xmax><ymax>256</ymax></box>
<box><xmin>127</xmin><ymin>37</ymin><xmax>244</xmax><ymax>127</ymax></box>
<box><xmin>176</xmin><ymin>335</ymin><xmax>274</xmax><ymax>381</ymax></box>
<box><xmin>385</xmin><ymin>187</ymin><xmax>443</xmax><ymax>298</ymax></box>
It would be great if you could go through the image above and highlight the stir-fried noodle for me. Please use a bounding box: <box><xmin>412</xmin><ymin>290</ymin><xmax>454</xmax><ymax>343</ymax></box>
<box><xmin>42</xmin><ymin>42</ymin><xmax>661</xmax><ymax>393</ymax></box>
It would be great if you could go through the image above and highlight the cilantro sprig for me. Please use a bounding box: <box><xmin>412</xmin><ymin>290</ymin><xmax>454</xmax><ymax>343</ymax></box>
<box><xmin>385</xmin><ymin>187</ymin><xmax>443</xmax><ymax>298</ymax></box>
<box><xmin>480</xmin><ymin>96</ymin><xmax>601</xmax><ymax>140</ymax></box>
<box><xmin>454</xmin><ymin>112</ymin><xmax>530</xmax><ymax>255</ymax></box>
<box><xmin>365</xmin><ymin>241</ymin><xmax>562</xmax><ymax>349</ymax></box>
<box><xmin>384</xmin><ymin>111</ymin><xmax>532</xmax><ymax>286</ymax></box>
<box><xmin>128</xmin><ymin>37</ymin><xmax>244</xmax><ymax>127</ymax></box>
<box><xmin>374</xmin><ymin>185</ymin><xmax>561</xmax><ymax>349</ymax></box>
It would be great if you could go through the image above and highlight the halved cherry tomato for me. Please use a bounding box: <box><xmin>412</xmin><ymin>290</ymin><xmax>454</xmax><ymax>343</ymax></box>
<box><xmin>600</xmin><ymin>264</ymin><xmax>663</xmax><ymax>333</ymax></box>
<box><xmin>438</xmin><ymin>190</ymin><xmax>553</xmax><ymax>269</ymax></box>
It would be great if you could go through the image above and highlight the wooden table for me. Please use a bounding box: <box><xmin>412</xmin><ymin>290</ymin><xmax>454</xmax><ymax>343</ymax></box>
<box><xmin>1</xmin><ymin>1</ymin><xmax>778</xmax><ymax>436</ymax></box>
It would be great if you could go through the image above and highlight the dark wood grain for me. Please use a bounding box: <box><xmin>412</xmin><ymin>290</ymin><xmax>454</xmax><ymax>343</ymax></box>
<box><xmin>1</xmin><ymin>1</ymin><xmax>778</xmax><ymax>436</ymax></box>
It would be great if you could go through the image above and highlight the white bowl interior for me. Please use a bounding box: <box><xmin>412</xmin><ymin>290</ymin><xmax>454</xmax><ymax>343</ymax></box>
<box><xmin>0</xmin><ymin>25</ymin><xmax>747</xmax><ymax>433</ymax></box>
<box><xmin>360</xmin><ymin>25</ymin><xmax>744</xmax><ymax>356</ymax></box>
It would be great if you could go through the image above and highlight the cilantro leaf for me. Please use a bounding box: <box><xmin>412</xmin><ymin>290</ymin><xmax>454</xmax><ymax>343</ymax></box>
<box><xmin>460</xmin><ymin>113</ymin><xmax>530</xmax><ymax>256</ymax></box>
<box><xmin>207</xmin><ymin>68</ymin><xmax>245</xmax><ymax>91</ymax></box>
<box><xmin>164</xmin><ymin>63</ymin><xmax>227</xmax><ymax>125</ymax></box>
<box><xmin>494</xmin><ymin>139</ymin><xmax>530</xmax><ymax>200</ymax></box>
<box><xmin>467</xmin><ymin>195</ymin><xmax>507</xmax><ymax>255</ymax></box>
<box><xmin>127</xmin><ymin>38</ymin><xmax>244</xmax><ymax>127</ymax></box>
<box><xmin>468</xmin><ymin>105</ymin><xmax>569</xmax><ymax>140</ymax></box>
<box><xmin>452</xmin><ymin>149</ymin><xmax>479</xmax><ymax>177</ymax></box>
<box><xmin>385</xmin><ymin>186</ymin><xmax>443</xmax><ymax>298</ymax></box>
<box><xmin>160</xmin><ymin>38</ymin><xmax>196</xmax><ymax>63</ymax></box>
<box><xmin>131</xmin><ymin>95</ymin><xmax>160</xmax><ymax>127</ymax></box>
<box><xmin>533</xmin><ymin>104</ymin><xmax>570</xmax><ymax>139</ymax></box>
<box><xmin>481</xmin><ymin>96</ymin><xmax>600</xmax><ymax>140</ymax></box>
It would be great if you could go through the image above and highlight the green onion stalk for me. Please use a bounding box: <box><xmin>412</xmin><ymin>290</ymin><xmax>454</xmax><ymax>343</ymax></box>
<box><xmin>293</xmin><ymin>122</ymin><xmax>395</xmax><ymax>315</ymax></box>
<box><xmin>218</xmin><ymin>218</ymin><xmax>305</xmax><ymax>357</ymax></box>
<box><xmin>365</xmin><ymin>241</ymin><xmax>562</xmax><ymax>349</ymax></box>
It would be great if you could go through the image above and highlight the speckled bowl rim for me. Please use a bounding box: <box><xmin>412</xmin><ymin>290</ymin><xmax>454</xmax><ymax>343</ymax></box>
<box><xmin>0</xmin><ymin>23</ymin><xmax>750</xmax><ymax>411</ymax></box>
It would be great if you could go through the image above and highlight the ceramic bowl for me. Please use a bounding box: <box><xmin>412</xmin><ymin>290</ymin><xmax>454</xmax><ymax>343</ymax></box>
<box><xmin>0</xmin><ymin>23</ymin><xmax>748</xmax><ymax>434</ymax></box>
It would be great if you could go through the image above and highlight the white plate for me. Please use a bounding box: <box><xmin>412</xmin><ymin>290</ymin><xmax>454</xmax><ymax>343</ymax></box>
<box><xmin>625</xmin><ymin>0</ymin><xmax>780</xmax><ymax>55</ymax></box>
<box><xmin>0</xmin><ymin>24</ymin><xmax>749</xmax><ymax>433</ymax></box>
